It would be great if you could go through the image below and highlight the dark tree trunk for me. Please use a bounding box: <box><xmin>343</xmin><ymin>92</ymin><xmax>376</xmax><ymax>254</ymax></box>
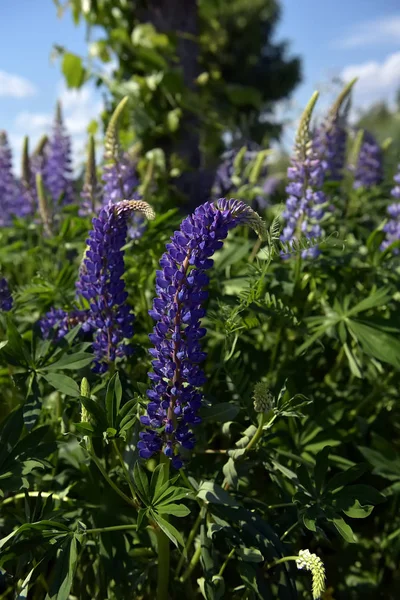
<box><xmin>136</xmin><ymin>0</ymin><xmax>213</xmax><ymax>207</ymax></box>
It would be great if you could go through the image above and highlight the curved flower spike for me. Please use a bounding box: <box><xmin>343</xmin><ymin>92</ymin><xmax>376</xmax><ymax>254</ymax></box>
<box><xmin>77</xmin><ymin>199</ymin><xmax>155</xmax><ymax>373</ymax></box>
<box><xmin>139</xmin><ymin>198</ymin><xmax>266</xmax><ymax>468</ymax></box>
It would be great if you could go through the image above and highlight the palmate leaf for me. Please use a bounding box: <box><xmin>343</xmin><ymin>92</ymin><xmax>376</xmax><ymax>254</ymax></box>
<box><xmin>347</xmin><ymin>320</ymin><xmax>400</xmax><ymax>369</ymax></box>
<box><xmin>45</xmin><ymin>534</ymin><xmax>79</xmax><ymax>600</ymax></box>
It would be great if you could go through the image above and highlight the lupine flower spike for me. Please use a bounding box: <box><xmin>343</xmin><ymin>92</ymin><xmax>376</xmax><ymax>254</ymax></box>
<box><xmin>314</xmin><ymin>78</ymin><xmax>357</xmax><ymax>181</ymax></box>
<box><xmin>381</xmin><ymin>163</ymin><xmax>400</xmax><ymax>253</ymax></box>
<box><xmin>102</xmin><ymin>97</ymin><xmax>144</xmax><ymax>238</ymax></box>
<box><xmin>0</xmin><ymin>131</ymin><xmax>18</xmax><ymax>226</ymax></box>
<box><xmin>19</xmin><ymin>137</ymin><xmax>36</xmax><ymax>217</ymax></box>
<box><xmin>0</xmin><ymin>277</ymin><xmax>13</xmax><ymax>312</ymax></box>
<box><xmin>281</xmin><ymin>92</ymin><xmax>327</xmax><ymax>258</ymax></box>
<box><xmin>80</xmin><ymin>135</ymin><xmax>102</xmax><ymax>216</ymax></box>
<box><xmin>296</xmin><ymin>550</ymin><xmax>326</xmax><ymax>600</ymax></box>
<box><xmin>139</xmin><ymin>199</ymin><xmax>267</xmax><ymax>468</ymax></box>
<box><xmin>31</xmin><ymin>135</ymin><xmax>48</xmax><ymax>179</ymax></box>
<box><xmin>76</xmin><ymin>199</ymin><xmax>155</xmax><ymax>373</ymax></box>
<box><xmin>44</xmin><ymin>101</ymin><xmax>74</xmax><ymax>205</ymax></box>
<box><xmin>353</xmin><ymin>130</ymin><xmax>383</xmax><ymax>189</ymax></box>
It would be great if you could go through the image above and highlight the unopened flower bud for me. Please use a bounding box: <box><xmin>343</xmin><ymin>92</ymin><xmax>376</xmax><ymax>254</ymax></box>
<box><xmin>253</xmin><ymin>382</ymin><xmax>274</xmax><ymax>414</ymax></box>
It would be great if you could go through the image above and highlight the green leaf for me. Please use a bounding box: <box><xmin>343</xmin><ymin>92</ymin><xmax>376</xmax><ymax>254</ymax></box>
<box><xmin>330</xmin><ymin>516</ymin><xmax>356</xmax><ymax>542</ymax></box>
<box><xmin>106</xmin><ymin>372</ymin><xmax>122</xmax><ymax>428</ymax></box>
<box><xmin>237</xmin><ymin>547</ymin><xmax>264</xmax><ymax>563</ymax></box>
<box><xmin>44</xmin><ymin>352</ymin><xmax>93</xmax><ymax>371</ymax></box>
<box><xmin>46</xmin><ymin>535</ymin><xmax>78</xmax><ymax>600</ymax></box>
<box><xmin>347</xmin><ymin>288</ymin><xmax>391</xmax><ymax>316</ymax></box>
<box><xmin>197</xmin><ymin>481</ymin><xmax>240</xmax><ymax>507</ymax></box>
<box><xmin>43</xmin><ymin>373</ymin><xmax>80</xmax><ymax>397</ymax></box>
<box><xmin>79</xmin><ymin>395</ymin><xmax>108</xmax><ymax>430</ymax></box>
<box><xmin>333</xmin><ymin>484</ymin><xmax>385</xmax><ymax>518</ymax></box>
<box><xmin>62</xmin><ymin>53</ymin><xmax>85</xmax><ymax>88</ymax></box>
<box><xmin>223</xmin><ymin>457</ymin><xmax>239</xmax><ymax>489</ymax></box>
<box><xmin>0</xmin><ymin>520</ymin><xmax>69</xmax><ymax>550</ymax></box>
<box><xmin>133</xmin><ymin>461</ymin><xmax>150</xmax><ymax>503</ymax></box>
<box><xmin>314</xmin><ymin>446</ymin><xmax>331</xmax><ymax>497</ymax></box>
<box><xmin>348</xmin><ymin>320</ymin><xmax>400</xmax><ymax>368</ymax></box>
<box><xmin>151</xmin><ymin>511</ymin><xmax>184</xmax><ymax>547</ymax></box>
<box><xmin>325</xmin><ymin>464</ymin><xmax>368</xmax><ymax>493</ymax></box>
<box><xmin>155</xmin><ymin>502</ymin><xmax>190</xmax><ymax>517</ymax></box>
<box><xmin>201</xmin><ymin>402</ymin><xmax>240</xmax><ymax>422</ymax></box>
<box><xmin>150</xmin><ymin>463</ymin><xmax>169</xmax><ymax>502</ymax></box>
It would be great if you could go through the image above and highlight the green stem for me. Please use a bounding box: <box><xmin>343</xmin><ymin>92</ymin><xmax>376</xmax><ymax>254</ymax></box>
<box><xmin>112</xmin><ymin>439</ymin><xmax>141</xmax><ymax>508</ymax></box>
<box><xmin>245</xmin><ymin>414</ymin><xmax>276</xmax><ymax>455</ymax></box>
<box><xmin>157</xmin><ymin>453</ymin><xmax>170</xmax><ymax>600</ymax></box>
<box><xmin>265</xmin><ymin>555</ymin><xmax>298</xmax><ymax>570</ymax></box>
<box><xmin>2</xmin><ymin>491</ymin><xmax>70</xmax><ymax>505</ymax></box>
<box><xmin>84</xmin><ymin>523</ymin><xmax>138</xmax><ymax>535</ymax></box>
<box><xmin>280</xmin><ymin>520</ymin><xmax>299</xmax><ymax>541</ymax></box>
<box><xmin>90</xmin><ymin>450</ymin><xmax>137</xmax><ymax>509</ymax></box>
<box><xmin>218</xmin><ymin>548</ymin><xmax>235</xmax><ymax>577</ymax></box>
<box><xmin>175</xmin><ymin>510</ymin><xmax>202</xmax><ymax>578</ymax></box>
<box><xmin>179</xmin><ymin>545</ymin><xmax>201</xmax><ymax>583</ymax></box>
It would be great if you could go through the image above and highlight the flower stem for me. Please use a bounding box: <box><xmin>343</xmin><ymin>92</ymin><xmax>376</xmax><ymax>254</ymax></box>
<box><xmin>84</xmin><ymin>523</ymin><xmax>138</xmax><ymax>535</ymax></box>
<box><xmin>175</xmin><ymin>510</ymin><xmax>202</xmax><ymax>578</ymax></box>
<box><xmin>265</xmin><ymin>555</ymin><xmax>298</xmax><ymax>570</ymax></box>
<box><xmin>157</xmin><ymin>452</ymin><xmax>170</xmax><ymax>600</ymax></box>
<box><xmin>218</xmin><ymin>547</ymin><xmax>235</xmax><ymax>577</ymax></box>
<box><xmin>112</xmin><ymin>439</ymin><xmax>141</xmax><ymax>508</ymax></box>
<box><xmin>179</xmin><ymin>545</ymin><xmax>201</xmax><ymax>583</ymax></box>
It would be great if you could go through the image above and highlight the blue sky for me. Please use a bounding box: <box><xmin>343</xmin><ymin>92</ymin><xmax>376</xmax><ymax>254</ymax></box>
<box><xmin>1</xmin><ymin>0</ymin><xmax>400</xmax><ymax>170</ymax></box>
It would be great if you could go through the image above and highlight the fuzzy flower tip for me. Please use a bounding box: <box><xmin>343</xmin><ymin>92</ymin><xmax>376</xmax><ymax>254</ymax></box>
<box><xmin>43</xmin><ymin>103</ymin><xmax>74</xmax><ymax>205</ymax></box>
<box><xmin>353</xmin><ymin>131</ymin><xmax>383</xmax><ymax>189</ymax></box>
<box><xmin>139</xmin><ymin>198</ymin><xmax>266</xmax><ymax>468</ymax></box>
<box><xmin>280</xmin><ymin>147</ymin><xmax>328</xmax><ymax>259</ymax></box>
<box><xmin>0</xmin><ymin>131</ymin><xmax>19</xmax><ymax>226</ymax></box>
<box><xmin>0</xmin><ymin>278</ymin><xmax>13</xmax><ymax>312</ymax></box>
<box><xmin>297</xmin><ymin>550</ymin><xmax>326</xmax><ymax>600</ymax></box>
<box><xmin>381</xmin><ymin>164</ymin><xmax>400</xmax><ymax>253</ymax></box>
<box><xmin>76</xmin><ymin>199</ymin><xmax>155</xmax><ymax>373</ymax></box>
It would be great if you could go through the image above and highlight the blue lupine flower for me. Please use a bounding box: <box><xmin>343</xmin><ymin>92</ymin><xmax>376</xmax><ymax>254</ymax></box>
<box><xmin>139</xmin><ymin>198</ymin><xmax>266</xmax><ymax>468</ymax></box>
<box><xmin>353</xmin><ymin>131</ymin><xmax>383</xmax><ymax>189</ymax></box>
<box><xmin>43</xmin><ymin>102</ymin><xmax>74</xmax><ymax>205</ymax></box>
<box><xmin>39</xmin><ymin>308</ymin><xmax>90</xmax><ymax>341</ymax></box>
<box><xmin>0</xmin><ymin>277</ymin><xmax>12</xmax><ymax>311</ymax></box>
<box><xmin>313</xmin><ymin>79</ymin><xmax>356</xmax><ymax>182</ymax></box>
<box><xmin>381</xmin><ymin>165</ymin><xmax>400</xmax><ymax>253</ymax></box>
<box><xmin>76</xmin><ymin>199</ymin><xmax>155</xmax><ymax>373</ymax></box>
<box><xmin>0</xmin><ymin>131</ymin><xmax>18</xmax><ymax>226</ymax></box>
<box><xmin>281</xmin><ymin>92</ymin><xmax>327</xmax><ymax>259</ymax></box>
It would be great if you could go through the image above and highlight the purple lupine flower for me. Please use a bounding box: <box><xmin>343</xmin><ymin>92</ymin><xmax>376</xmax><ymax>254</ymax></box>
<box><xmin>281</xmin><ymin>92</ymin><xmax>327</xmax><ymax>259</ymax></box>
<box><xmin>313</xmin><ymin>79</ymin><xmax>356</xmax><ymax>182</ymax></box>
<box><xmin>0</xmin><ymin>131</ymin><xmax>18</xmax><ymax>226</ymax></box>
<box><xmin>0</xmin><ymin>277</ymin><xmax>12</xmax><ymax>311</ymax></box>
<box><xmin>353</xmin><ymin>131</ymin><xmax>383</xmax><ymax>189</ymax></box>
<box><xmin>76</xmin><ymin>199</ymin><xmax>155</xmax><ymax>373</ymax></box>
<box><xmin>313</xmin><ymin>122</ymin><xmax>347</xmax><ymax>182</ymax></box>
<box><xmin>139</xmin><ymin>198</ymin><xmax>266</xmax><ymax>468</ymax></box>
<box><xmin>102</xmin><ymin>152</ymin><xmax>139</xmax><ymax>204</ymax></box>
<box><xmin>381</xmin><ymin>165</ymin><xmax>400</xmax><ymax>253</ymax></box>
<box><xmin>39</xmin><ymin>308</ymin><xmax>90</xmax><ymax>341</ymax></box>
<box><xmin>43</xmin><ymin>102</ymin><xmax>74</xmax><ymax>205</ymax></box>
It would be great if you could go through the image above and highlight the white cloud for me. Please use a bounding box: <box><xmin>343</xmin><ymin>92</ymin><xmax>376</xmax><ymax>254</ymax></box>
<box><xmin>335</xmin><ymin>15</ymin><xmax>400</xmax><ymax>49</ymax></box>
<box><xmin>340</xmin><ymin>52</ymin><xmax>400</xmax><ymax>109</ymax></box>
<box><xmin>0</xmin><ymin>71</ymin><xmax>37</xmax><ymax>98</ymax></box>
<box><xmin>12</xmin><ymin>83</ymin><xmax>103</xmax><ymax>173</ymax></box>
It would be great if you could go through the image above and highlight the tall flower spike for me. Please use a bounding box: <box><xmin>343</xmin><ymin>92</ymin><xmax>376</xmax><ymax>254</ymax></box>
<box><xmin>80</xmin><ymin>135</ymin><xmax>102</xmax><ymax>216</ymax></box>
<box><xmin>43</xmin><ymin>101</ymin><xmax>74</xmax><ymax>205</ymax></box>
<box><xmin>76</xmin><ymin>199</ymin><xmax>155</xmax><ymax>373</ymax></box>
<box><xmin>296</xmin><ymin>550</ymin><xmax>326</xmax><ymax>600</ymax></box>
<box><xmin>36</xmin><ymin>173</ymin><xmax>52</xmax><ymax>237</ymax></box>
<box><xmin>139</xmin><ymin>199</ymin><xmax>266</xmax><ymax>468</ymax></box>
<box><xmin>313</xmin><ymin>78</ymin><xmax>357</xmax><ymax>181</ymax></box>
<box><xmin>31</xmin><ymin>135</ymin><xmax>48</xmax><ymax>177</ymax></box>
<box><xmin>381</xmin><ymin>163</ymin><xmax>400</xmax><ymax>253</ymax></box>
<box><xmin>0</xmin><ymin>131</ymin><xmax>18</xmax><ymax>226</ymax></box>
<box><xmin>353</xmin><ymin>130</ymin><xmax>383</xmax><ymax>189</ymax></box>
<box><xmin>281</xmin><ymin>92</ymin><xmax>328</xmax><ymax>259</ymax></box>
<box><xmin>0</xmin><ymin>277</ymin><xmax>13</xmax><ymax>312</ymax></box>
<box><xmin>19</xmin><ymin>136</ymin><xmax>36</xmax><ymax>217</ymax></box>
